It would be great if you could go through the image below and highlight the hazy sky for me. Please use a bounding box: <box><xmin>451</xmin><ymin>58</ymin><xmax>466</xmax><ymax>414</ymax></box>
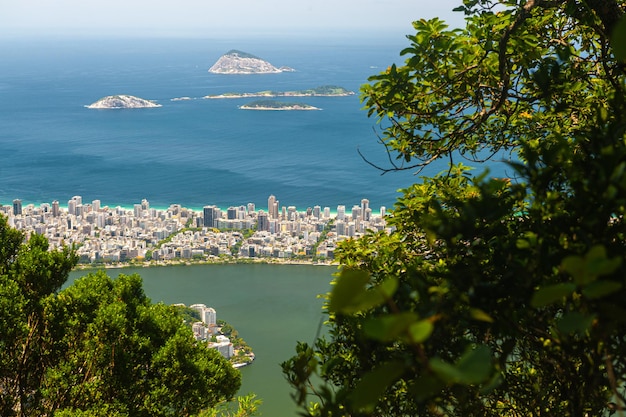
<box><xmin>0</xmin><ymin>0</ymin><xmax>465</xmax><ymax>38</ymax></box>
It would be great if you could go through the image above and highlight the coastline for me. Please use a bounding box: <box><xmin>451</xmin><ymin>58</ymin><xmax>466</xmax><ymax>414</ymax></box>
<box><xmin>238</xmin><ymin>105</ymin><xmax>321</xmax><ymax>111</ymax></box>
<box><xmin>73</xmin><ymin>256</ymin><xmax>337</xmax><ymax>271</ymax></box>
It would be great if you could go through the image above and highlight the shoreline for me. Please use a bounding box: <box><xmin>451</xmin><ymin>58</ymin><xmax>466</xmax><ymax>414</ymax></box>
<box><xmin>238</xmin><ymin>105</ymin><xmax>321</xmax><ymax>111</ymax></box>
<box><xmin>73</xmin><ymin>257</ymin><xmax>337</xmax><ymax>272</ymax></box>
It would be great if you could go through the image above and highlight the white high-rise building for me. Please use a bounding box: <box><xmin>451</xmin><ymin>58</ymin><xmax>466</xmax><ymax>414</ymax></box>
<box><xmin>190</xmin><ymin>304</ymin><xmax>217</xmax><ymax>326</ymax></box>
<box><xmin>313</xmin><ymin>205</ymin><xmax>321</xmax><ymax>219</ymax></box>
<box><xmin>202</xmin><ymin>307</ymin><xmax>217</xmax><ymax>326</ymax></box>
<box><xmin>337</xmin><ymin>205</ymin><xmax>345</xmax><ymax>220</ymax></box>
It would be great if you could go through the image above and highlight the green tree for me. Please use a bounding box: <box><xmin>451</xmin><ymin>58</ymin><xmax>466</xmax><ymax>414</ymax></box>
<box><xmin>283</xmin><ymin>1</ymin><xmax>626</xmax><ymax>416</ymax></box>
<box><xmin>0</xmin><ymin>215</ymin><xmax>241</xmax><ymax>417</ymax></box>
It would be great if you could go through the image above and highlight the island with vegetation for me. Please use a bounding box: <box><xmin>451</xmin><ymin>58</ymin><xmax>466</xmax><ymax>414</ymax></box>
<box><xmin>239</xmin><ymin>100</ymin><xmax>320</xmax><ymax>111</ymax></box>
<box><xmin>85</xmin><ymin>94</ymin><xmax>162</xmax><ymax>109</ymax></box>
<box><xmin>209</xmin><ymin>49</ymin><xmax>295</xmax><ymax>74</ymax></box>
<box><xmin>204</xmin><ymin>85</ymin><xmax>355</xmax><ymax>99</ymax></box>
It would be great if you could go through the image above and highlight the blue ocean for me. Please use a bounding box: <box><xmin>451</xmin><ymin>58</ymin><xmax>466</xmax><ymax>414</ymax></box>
<box><xmin>0</xmin><ymin>36</ymin><xmax>506</xmax><ymax>212</ymax></box>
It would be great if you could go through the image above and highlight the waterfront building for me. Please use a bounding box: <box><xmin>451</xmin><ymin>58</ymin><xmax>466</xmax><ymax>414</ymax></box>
<box><xmin>337</xmin><ymin>205</ymin><xmax>345</xmax><ymax>220</ymax></box>
<box><xmin>227</xmin><ymin>206</ymin><xmax>237</xmax><ymax>220</ymax></box>
<box><xmin>12</xmin><ymin>199</ymin><xmax>22</xmax><ymax>216</ymax></box>
<box><xmin>268</xmin><ymin>195</ymin><xmax>279</xmax><ymax>219</ymax></box>
<box><xmin>209</xmin><ymin>337</ymin><xmax>234</xmax><ymax>359</ymax></box>
<box><xmin>313</xmin><ymin>205</ymin><xmax>321</xmax><ymax>219</ymax></box>
<box><xmin>192</xmin><ymin>322</ymin><xmax>207</xmax><ymax>340</ymax></box>
<box><xmin>203</xmin><ymin>205</ymin><xmax>217</xmax><ymax>228</ymax></box>
<box><xmin>361</xmin><ymin>198</ymin><xmax>369</xmax><ymax>219</ymax></box>
<box><xmin>68</xmin><ymin>199</ymin><xmax>77</xmax><ymax>217</ymax></box>
<box><xmin>190</xmin><ymin>304</ymin><xmax>217</xmax><ymax>326</ymax></box>
<box><xmin>52</xmin><ymin>200</ymin><xmax>60</xmax><ymax>217</ymax></box>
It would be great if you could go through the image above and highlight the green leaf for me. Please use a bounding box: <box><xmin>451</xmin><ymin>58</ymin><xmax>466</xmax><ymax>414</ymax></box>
<box><xmin>408</xmin><ymin>319</ymin><xmax>434</xmax><ymax>343</ymax></box>
<box><xmin>430</xmin><ymin>345</ymin><xmax>492</xmax><ymax>385</ymax></box>
<box><xmin>557</xmin><ymin>312</ymin><xmax>595</xmax><ymax>335</ymax></box>
<box><xmin>456</xmin><ymin>345</ymin><xmax>493</xmax><ymax>384</ymax></box>
<box><xmin>611</xmin><ymin>16</ymin><xmax>626</xmax><ymax>61</ymax></box>
<box><xmin>328</xmin><ymin>268</ymin><xmax>370</xmax><ymax>314</ymax></box>
<box><xmin>561</xmin><ymin>255</ymin><xmax>586</xmax><ymax>285</ymax></box>
<box><xmin>410</xmin><ymin>375</ymin><xmax>446</xmax><ymax>402</ymax></box>
<box><xmin>582</xmin><ymin>280</ymin><xmax>623</xmax><ymax>299</ymax></box>
<box><xmin>349</xmin><ymin>361</ymin><xmax>405</xmax><ymax>413</ymax></box>
<box><xmin>531</xmin><ymin>283</ymin><xmax>576</xmax><ymax>307</ymax></box>
<box><xmin>329</xmin><ymin>270</ymin><xmax>399</xmax><ymax>315</ymax></box>
<box><xmin>470</xmin><ymin>308</ymin><xmax>494</xmax><ymax>323</ymax></box>
<box><xmin>363</xmin><ymin>312</ymin><xmax>418</xmax><ymax>342</ymax></box>
<box><xmin>585</xmin><ymin>245</ymin><xmax>622</xmax><ymax>278</ymax></box>
<box><xmin>429</xmin><ymin>358</ymin><xmax>463</xmax><ymax>384</ymax></box>
<box><xmin>561</xmin><ymin>245</ymin><xmax>622</xmax><ymax>286</ymax></box>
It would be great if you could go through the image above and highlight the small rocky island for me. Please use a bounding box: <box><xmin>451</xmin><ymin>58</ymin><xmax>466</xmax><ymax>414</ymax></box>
<box><xmin>208</xmin><ymin>50</ymin><xmax>295</xmax><ymax>74</ymax></box>
<box><xmin>205</xmin><ymin>85</ymin><xmax>355</xmax><ymax>99</ymax></box>
<box><xmin>239</xmin><ymin>100</ymin><xmax>321</xmax><ymax>111</ymax></box>
<box><xmin>86</xmin><ymin>95</ymin><xmax>162</xmax><ymax>109</ymax></box>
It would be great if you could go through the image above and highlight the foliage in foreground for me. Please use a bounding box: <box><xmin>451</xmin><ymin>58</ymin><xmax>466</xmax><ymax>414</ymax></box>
<box><xmin>0</xmin><ymin>215</ymin><xmax>242</xmax><ymax>417</ymax></box>
<box><xmin>283</xmin><ymin>1</ymin><xmax>626</xmax><ymax>416</ymax></box>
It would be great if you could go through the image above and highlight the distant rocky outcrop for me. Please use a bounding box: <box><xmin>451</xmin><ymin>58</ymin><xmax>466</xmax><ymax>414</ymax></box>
<box><xmin>85</xmin><ymin>95</ymin><xmax>162</xmax><ymax>109</ymax></box>
<box><xmin>239</xmin><ymin>100</ymin><xmax>320</xmax><ymax>110</ymax></box>
<box><xmin>204</xmin><ymin>85</ymin><xmax>355</xmax><ymax>99</ymax></box>
<box><xmin>208</xmin><ymin>50</ymin><xmax>295</xmax><ymax>74</ymax></box>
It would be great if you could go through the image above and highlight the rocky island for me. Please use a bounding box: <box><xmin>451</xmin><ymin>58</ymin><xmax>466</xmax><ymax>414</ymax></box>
<box><xmin>86</xmin><ymin>95</ymin><xmax>161</xmax><ymax>109</ymax></box>
<box><xmin>204</xmin><ymin>85</ymin><xmax>355</xmax><ymax>99</ymax></box>
<box><xmin>208</xmin><ymin>50</ymin><xmax>295</xmax><ymax>74</ymax></box>
<box><xmin>239</xmin><ymin>100</ymin><xmax>321</xmax><ymax>111</ymax></box>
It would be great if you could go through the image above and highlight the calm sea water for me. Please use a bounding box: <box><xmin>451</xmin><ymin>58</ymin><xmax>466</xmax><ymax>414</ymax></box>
<box><xmin>68</xmin><ymin>264</ymin><xmax>335</xmax><ymax>417</ymax></box>
<box><xmin>0</xmin><ymin>36</ymin><xmax>455</xmax><ymax>212</ymax></box>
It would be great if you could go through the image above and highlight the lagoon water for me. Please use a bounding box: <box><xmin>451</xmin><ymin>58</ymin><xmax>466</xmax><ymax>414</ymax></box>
<box><xmin>69</xmin><ymin>264</ymin><xmax>335</xmax><ymax>417</ymax></box>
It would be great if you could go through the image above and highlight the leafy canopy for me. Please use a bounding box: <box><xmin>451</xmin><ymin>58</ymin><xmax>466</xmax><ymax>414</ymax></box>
<box><xmin>0</xmin><ymin>214</ymin><xmax>242</xmax><ymax>417</ymax></box>
<box><xmin>283</xmin><ymin>1</ymin><xmax>626</xmax><ymax>416</ymax></box>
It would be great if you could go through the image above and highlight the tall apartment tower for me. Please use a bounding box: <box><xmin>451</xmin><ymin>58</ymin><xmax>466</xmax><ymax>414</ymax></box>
<box><xmin>268</xmin><ymin>195</ymin><xmax>279</xmax><ymax>219</ymax></box>
<box><xmin>337</xmin><ymin>205</ymin><xmax>346</xmax><ymax>220</ymax></box>
<box><xmin>68</xmin><ymin>195</ymin><xmax>82</xmax><ymax>216</ymax></box>
<box><xmin>52</xmin><ymin>200</ymin><xmax>60</xmax><ymax>217</ymax></box>
<box><xmin>361</xmin><ymin>199</ymin><xmax>370</xmax><ymax>221</ymax></box>
<box><xmin>203</xmin><ymin>205</ymin><xmax>217</xmax><ymax>228</ymax></box>
<box><xmin>92</xmin><ymin>199</ymin><xmax>101</xmax><ymax>212</ymax></box>
<box><xmin>313</xmin><ymin>205</ymin><xmax>321</xmax><ymax>219</ymax></box>
<box><xmin>257</xmin><ymin>210</ymin><xmax>269</xmax><ymax>231</ymax></box>
<box><xmin>12</xmin><ymin>199</ymin><xmax>22</xmax><ymax>216</ymax></box>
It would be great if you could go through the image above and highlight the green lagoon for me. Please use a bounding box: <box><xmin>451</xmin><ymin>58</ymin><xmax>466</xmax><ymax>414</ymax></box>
<box><xmin>68</xmin><ymin>264</ymin><xmax>336</xmax><ymax>417</ymax></box>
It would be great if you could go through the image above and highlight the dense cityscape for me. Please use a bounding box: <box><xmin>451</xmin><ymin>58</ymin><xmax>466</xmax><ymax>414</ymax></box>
<box><xmin>3</xmin><ymin>195</ymin><xmax>389</xmax><ymax>265</ymax></box>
